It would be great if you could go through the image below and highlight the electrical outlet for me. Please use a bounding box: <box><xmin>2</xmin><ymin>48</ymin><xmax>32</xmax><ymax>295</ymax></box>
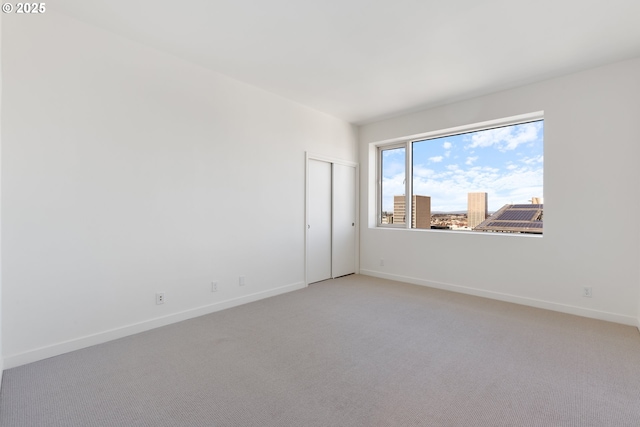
<box><xmin>379</xmin><ymin>259</ymin><xmax>384</xmax><ymax>267</ymax></box>
<box><xmin>211</xmin><ymin>282</ymin><xmax>218</xmax><ymax>292</ymax></box>
<box><xmin>583</xmin><ymin>287</ymin><xmax>592</xmax><ymax>298</ymax></box>
<box><xmin>156</xmin><ymin>292</ymin><xmax>165</xmax><ymax>305</ymax></box>
<box><xmin>239</xmin><ymin>276</ymin><xmax>245</xmax><ymax>286</ymax></box>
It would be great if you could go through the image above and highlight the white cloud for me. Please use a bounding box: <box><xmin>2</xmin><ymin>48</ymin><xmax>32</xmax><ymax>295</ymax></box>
<box><xmin>381</xmin><ymin>156</ymin><xmax>405</xmax><ymax>176</ymax></box>
<box><xmin>521</xmin><ymin>155</ymin><xmax>544</xmax><ymax>165</ymax></box>
<box><xmin>413</xmin><ymin>166</ymin><xmax>435</xmax><ymax>178</ymax></box>
<box><xmin>381</xmin><ymin>172</ymin><xmax>405</xmax><ymax>212</ymax></box>
<box><xmin>384</xmin><ymin>122</ymin><xmax>543</xmax><ymax>211</ymax></box>
<box><xmin>466</xmin><ymin>121</ymin><xmax>542</xmax><ymax>152</ymax></box>
<box><xmin>465</xmin><ymin>156</ymin><xmax>478</xmax><ymax>166</ymax></box>
<box><xmin>412</xmin><ymin>164</ymin><xmax>542</xmax><ymax>211</ymax></box>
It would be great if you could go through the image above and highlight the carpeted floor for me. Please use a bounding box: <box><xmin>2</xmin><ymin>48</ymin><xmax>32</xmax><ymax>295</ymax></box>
<box><xmin>1</xmin><ymin>274</ymin><xmax>640</xmax><ymax>426</ymax></box>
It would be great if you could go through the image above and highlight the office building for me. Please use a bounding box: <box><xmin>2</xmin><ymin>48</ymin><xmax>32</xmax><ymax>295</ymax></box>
<box><xmin>468</xmin><ymin>192</ymin><xmax>488</xmax><ymax>229</ymax></box>
<box><xmin>394</xmin><ymin>195</ymin><xmax>431</xmax><ymax>229</ymax></box>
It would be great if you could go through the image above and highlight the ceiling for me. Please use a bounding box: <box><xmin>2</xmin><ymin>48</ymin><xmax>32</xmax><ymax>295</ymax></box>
<box><xmin>55</xmin><ymin>0</ymin><xmax>640</xmax><ymax>124</ymax></box>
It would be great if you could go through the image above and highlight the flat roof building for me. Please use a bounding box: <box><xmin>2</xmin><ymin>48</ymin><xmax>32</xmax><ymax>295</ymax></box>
<box><xmin>468</xmin><ymin>192</ymin><xmax>488</xmax><ymax>229</ymax></box>
<box><xmin>394</xmin><ymin>195</ymin><xmax>431</xmax><ymax>229</ymax></box>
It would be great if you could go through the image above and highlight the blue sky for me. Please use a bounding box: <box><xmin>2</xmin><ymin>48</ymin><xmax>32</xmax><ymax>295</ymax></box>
<box><xmin>382</xmin><ymin>120</ymin><xmax>543</xmax><ymax>212</ymax></box>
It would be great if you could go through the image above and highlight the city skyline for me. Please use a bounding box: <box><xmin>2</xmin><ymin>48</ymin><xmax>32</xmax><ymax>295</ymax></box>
<box><xmin>383</xmin><ymin>193</ymin><xmax>543</xmax><ymax>234</ymax></box>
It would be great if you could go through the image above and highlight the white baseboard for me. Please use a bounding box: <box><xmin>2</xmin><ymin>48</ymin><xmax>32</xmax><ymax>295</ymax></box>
<box><xmin>360</xmin><ymin>269</ymin><xmax>638</xmax><ymax>327</ymax></box>
<box><xmin>4</xmin><ymin>281</ymin><xmax>307</xmax><ymax>370</ymax></box>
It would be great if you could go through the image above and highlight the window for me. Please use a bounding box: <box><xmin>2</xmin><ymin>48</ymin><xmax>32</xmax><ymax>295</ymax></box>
<box><xmin>379</xmin><ymin>144</ymin><xmax>406</xmax><ymax>226</ymax></box>
<box><xmin>377</xmin><ymin>113</ymin><xmax>544</xmax><ymax>234</ymax></box>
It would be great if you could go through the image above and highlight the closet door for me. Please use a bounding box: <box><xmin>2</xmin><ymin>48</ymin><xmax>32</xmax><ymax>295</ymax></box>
<box><xmin>307</xmin><ymin>159</ymin><xmax>332</xmax><ymax>284</ymax></box>
<box><xmin>332</xmin><ymin>163</ymin><xmax>356</xmax><ymax>278</ymax></box>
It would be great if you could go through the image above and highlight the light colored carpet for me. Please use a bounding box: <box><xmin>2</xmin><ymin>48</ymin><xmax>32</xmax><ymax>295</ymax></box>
<box><xmin>1</xmin><ymin>275</ymin><xmax>640</xmax><ymax>426</ymax></box>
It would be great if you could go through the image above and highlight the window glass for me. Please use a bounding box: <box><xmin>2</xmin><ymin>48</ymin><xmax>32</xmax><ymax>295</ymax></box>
<box><xmin>380</xmin><ymin>146</ymin><xmax>406</xmax><ymax>225</ymax></box>
<box><xmin>378</xmin><ymin>118</ymin><xmax>544</xmax><ymax>235</ymax></box>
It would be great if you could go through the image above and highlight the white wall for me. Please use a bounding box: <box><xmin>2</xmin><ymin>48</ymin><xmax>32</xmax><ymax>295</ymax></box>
<box><xmin>359</xmin><ymin>58</ymin><xmax>640</xmax><ymax>326</ymax></box>
<box><xmin>1</xmin><ymin>12</ymin><xmax>357</xmax><ymax>368</ymax></box>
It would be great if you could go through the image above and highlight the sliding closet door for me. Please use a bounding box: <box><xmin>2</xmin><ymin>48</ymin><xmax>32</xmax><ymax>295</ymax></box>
<box><xmin>307</xmin><ymin>159</ymin><xmax>332</xmax><ymax>284</ymax></box>
<box><xmin>332</xmin><ymin>163</ymin><xmax>356</xmax><ymax>278</ymax></box>
<box><xmin>307</xmin><ymin>156</ymin><xmax>357</xmax><ymax>284</ymax></box>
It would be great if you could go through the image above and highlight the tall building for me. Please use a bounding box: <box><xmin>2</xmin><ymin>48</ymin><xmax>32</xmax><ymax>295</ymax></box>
<box><xmin>412</xmin><ymin>195</ymin><xmax>431</xmax><ymax>229</ymax></box>
<box><xmin>468</xmin><ymin>192</ymin><xmax>488</xmax><ymax>229</ymax></box>
<box><xmin>393</xmin><ymin>195</ymin><xmax>406</xmax><ymax>225</ymax></box>
<box><xmin>394</xmin><ymin>195</ymin><xmax>431</xmax><ymax>228</ymax></box>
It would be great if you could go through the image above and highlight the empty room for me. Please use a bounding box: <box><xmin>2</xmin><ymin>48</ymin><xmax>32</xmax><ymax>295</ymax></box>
<box><xmin>1</xmin><ymin>1</ymin><xmax>640</xmax><ymax>426</ymax></box>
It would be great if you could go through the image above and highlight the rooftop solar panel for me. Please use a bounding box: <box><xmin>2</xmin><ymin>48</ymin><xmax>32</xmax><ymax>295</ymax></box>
<box><xmin>494</xmin><ymin>209</ymin><xmax>538</xmax><ymax>221</ymax></box>
<box><xmin>486</xmin><ymin>221</ymin><xmax>543</xmax><ymax>229</ymax></box>
<box><xmin>473</xmin><ymin>203</ymin><xmax>543</xmax><ymax>233</ymax></box>
<box><xmin>512</xmin><ymin>204</ymin><xmax>543</xmax><ymax>209</ymax></box>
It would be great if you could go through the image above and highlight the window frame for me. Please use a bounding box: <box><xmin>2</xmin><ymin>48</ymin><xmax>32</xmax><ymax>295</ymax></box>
<box><xmin>375</xmin><ymin>111</ymin><xmax>544</xmax><ymax>232</ymax></box>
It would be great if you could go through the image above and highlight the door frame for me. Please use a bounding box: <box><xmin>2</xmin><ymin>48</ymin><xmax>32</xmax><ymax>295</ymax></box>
<box><xmin>305</xmin><ymin>152</ymin><xmax>359</xmax><ymax>285</ymax></box>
